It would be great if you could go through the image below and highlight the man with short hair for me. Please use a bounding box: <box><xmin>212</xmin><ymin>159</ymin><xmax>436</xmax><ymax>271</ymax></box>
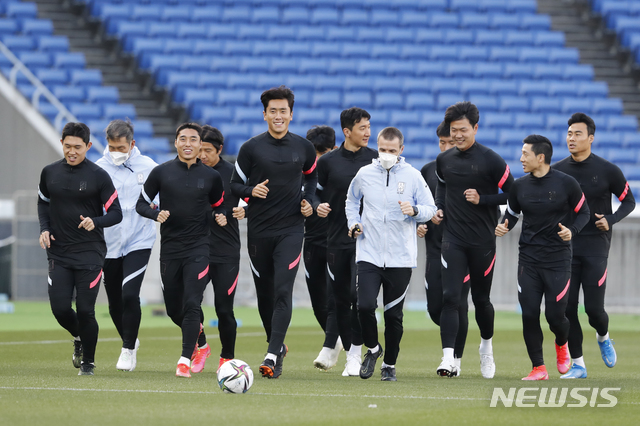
<box><xmin>96</xmin><ymin>119</ymin><xmax>158</xmax><ymax>372</ymax></box>
<box><xmin>38</xmin><ymin>122</ymin><xmax>123</xmax><ymax>375</ymax></box>
<box><xmin>496</xmin><ymin>135</ymin><xmax>589</xmax><ymax>380</ymax></box>
<box><xmin>418</xmin><ymin>121</ymin><xmax>470</xmax><ymax>375</ymax></box>
<box><xmin>434</xmin><ymin>101</ymin><xmax>514</xmax><ymax>378</ymax></box>
<box><xmin>552</xmin><ymin>113</ymin><xmax>636</xmax><ymax>378</ymax></box>
<box><xmin>230</xmin><ymin>86</ymin><xmax>317</xmax><ymax>378</ymax></box>
<box><xmin>315</xmin><ymin>108</ymin><xmax>378</xmax><ymax>375</ymax></box>
<box><xmin>346</xmin><ymin>127</ymin><xmax>436</xmax><ymax>381</ymax></box>
<box><xmin>197</xmin><ymin>125</ymin><xmax>246</xmax><ymax>372</ymax></box>
<box><xmin>303</xmin><ymin>125</ymin><xmax>343</xmax><ymax>371</ymax></box>
<box><xmin>136</xmin><ymin>123</ymin><xmax>226</xmax><ymax>378</ymax></box>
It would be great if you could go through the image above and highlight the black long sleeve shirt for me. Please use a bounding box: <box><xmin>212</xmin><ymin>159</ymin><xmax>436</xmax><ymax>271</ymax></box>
<box><xmin>502</xmin><ymin>168</ymin><xmax>590</xmax><ymax>269</ymax></box>
<box><xmin>230</xmin><ymin>131</ymin><xmax>317</xmax><ymax>237</ymax></box>
<box><xmin>38</xmin><ymin>158</ymin><xmax>122</xmax><ymax>268</ymax></box>
<box><xmin>552</xmin><ymin>154</ymin><xmax>636</xmax><ymax>257</ymax></box>
<box><xmin>304</xmin><ymin>185</ymin><xmax>327</xmax><ymax>248</ymax></box>
<box><xmin>136</xmin><ymin>157</ymin><xmax>224</xmax><ymax>260</ymax></box>
<box><xmin>435</xmin><ymin>142</ymin><xmax>514</xmax><ymax>248</ymax></box>
<box><xmin>209</xmin><ymin>158</ymin><xmax>241</xmax><ymax>263</ymax></box>
<box><xmin>317</xmin><ymin>143</ymin><xmax>378</xmax><ymax>250</ymax></box>
<box><xmin>420</xmin><ymin>160</ymin><xmax>444</xmax><ymax>255</ymax></box>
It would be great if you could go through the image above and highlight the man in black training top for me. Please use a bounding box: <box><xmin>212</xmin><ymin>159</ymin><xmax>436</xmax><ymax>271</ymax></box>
<box><xmin>303</xmin><ymin>125</ymin><xmax>343</xmax><ymax>371</ymax></box>
<box><xmin>316</xmin><ymin>107</ymin><xmax>378</xmax><ymax>376</ymax></box>
<box><xmin>418</xmin><ymin>121</ymin><xmax>471</xmax><ymax>376</ymax></box>
<box><xmin>552</xmin><ymin>113</ymin><xmax>636</xmax><ymax>378</ymax></box>
<box><xmin>198</xmin><ymin>125</ymin><xmax>247</xmax><ymax>373</ymax></box>
<box><xmin>230</xmin><ymin>86</ymin><xmax>317</xmax><ymax>379</ymax></box>
<box><xmin>434</xmin><ymin>101</ymin><xmax>514</xmax><ymax>378</ymax></box>
<box><xmin>38</xmin><ymin>122</ymin><xmax>123</xmax><ymax>376</ymax></box>
<box><xmin>496</xmin><ymin>135</ymin><xmax>589</xmax><ymax>380</ymax></box>
<box><xmin>136</xmin><ymin>123</ymin><xmax>226</xmax><ymax>378</ymax></box>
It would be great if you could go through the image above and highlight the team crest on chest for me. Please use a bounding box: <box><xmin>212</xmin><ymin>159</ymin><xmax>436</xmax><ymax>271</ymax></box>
<box><xmin>79</xmin><ymin>181</ymin><xmax>87</xmax><ymax>191</ymax></box>
<box><xmin>397</xmin><ymin>182</ymin><xmax>405</xmax><ymax>194</ymax></box>
<box><xmin>592</xmin><ymin>175</ymin><xmax>598</xmax><ymax>184</ymax></box>
<box><xmin>137</xmin><ymin>173</ymin><xmax>144</xmax><ymax>184</ymax></box>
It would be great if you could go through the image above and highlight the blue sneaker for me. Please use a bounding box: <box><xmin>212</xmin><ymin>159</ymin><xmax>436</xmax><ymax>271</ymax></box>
<box><xmin>598</xmin><ymin>338</ymin><xmax>617</xmax><ymax>368</ymax></box>
<box><xmin>560</xmin><ymin>364</ymin><xmax>587</xmax><ymax>379</ymax></box>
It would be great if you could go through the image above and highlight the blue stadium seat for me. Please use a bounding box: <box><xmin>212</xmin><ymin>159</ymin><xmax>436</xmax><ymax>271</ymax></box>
<box><xmin>355</xmin><ymin>28</ymin><xmax>385</xmax><ymax>43</ymax></box>
<box><xmin>237</xmin><ymin>25</ymin><xmax>267</xmax><ymax>41</ymax></box>
<box><xmin>2</xmin><ymin>35</ymin><xmax>35</xmax><ymax>53</ymax></box>
<box><xmin>534</xmin><ymin>64</ymin><xmax>565</xmax><ymax>80</ymax></box>
<box><xmin>218</xmin><ymin>89</ymin><xmax>251</xmax><ymax>107</ymax></box>
<box><xmin>415</xmin><ymin>29</ymin><xmax>445</xmax><ymax>44</ymax></box>
<box><xmin>561</xmin><ymin>97</ymin><xmax>592</xmax><ymax>114</ymax></box>
<box><xmin>534</xmin><ymin>31</ymin><xmax>565</xmax><ymax>47</ymax></box>
<box><xmin>227</xmin><ymin>74</ymin><xmax>258</xmax><ymax>90</ymax></box>
<box><xmin>607</xmin><ymin>148</ymin><xmax>638</xmax><ymax>164</ymax></box>
<box><xmin>295</xmin><ymin>108</ymin><xmax>328</xmax><ymax>125</ymax></box>
<box><xmin>182</xmin><ymin>56</ymin><xmax>211</xmax><ymax>72</ymax></box>
<box><xmin>282</xmin><ymin>8</ymin><xmax>311</xmax><ymax>25</ymax></box>
<box><xmin>104</xmin><ymin>103</ymin><xmax>137</xmax><ymax>120</ymax></box>
<box><xmin>531</xmin><ymin>97</ymin><xmax>562</xmax><ymax>113</ymax></box>
<box><xmin>238</xmin><ymin>58</ymin><xmax>269</xmax><ymax>73</ymax></box>
<box><xmin>341</xmin><ymin>8</ymin><xmax>370</xmax><ymax>26</ymax></box>
<box><xmin>251</xmin><ymin>7</ymin><xmax>279</xmax><ymax>22</ymax></box>
<box><xmin>160</xmin><ymin>6</ymin><xmax>191</xmax><ymax>22</ymax></box>
<box><xmin>460</xmin><ymin>46</ymin><xmax>489</xmax><ymax>61</ymax></box>
<box><xmin>461</xmin><ymin>79</ymin><xmax>491</xmax><ymax>96</ymax></box>
<box><xmin>401</xmin><ymin>78</ymin><xmax>433</xmax><ymax>93</ymax></box>
<box><xmin>405</xmin><ymin>93</ymin><xmax>435</xmax><ymax>109</ymax></box>
<box><xmin>311</xmin><ymin>91</ymin><xmax>341</xmax><ymax>108</ymax></box>
<box><xmin>505</xmin><ymin>31</ymin><xmax>535</xmax><ymax>46</ymax></box>
<box><xmin>53</xmin><ymin>52</ymin><xmax>86</xmax><ymax>69</ymax></box>
<box><xmin>37</xmin><ymin>35</ymin><xmax>70</xmax><ymax>52</ymax></box>
<box><xmin>37</xmin><ymin>69</ymin><xmax>68</xmax><ymax>86</ymax></box>
<box><xmin>372</xmin><ymin>77</ymin><xmax>400</xmax><ymax>93</ymax></box>
<box><xmin>195</xmin><ymin>73</ymin><xmax>227</xmax><ymax>89</ymax></box>
<box><xmin>315</xmin><ymin>76</ymin><xmax>343</xmax><ymax>91</ymax></box>
<box><xmin>131</xmin><ymin>5</ymin><xmax>162</xmax><ymax>21</ymax></box>
<box><xmin>546</xmin><ymin>115</ymin><xmax>570</xmax><ymax>130</ymax></box>
<box><xmin>475</xmin><ymin>128</ymin><xmax>498</xmax><ymax>145</ymax></box>
<box><xmin>136</xmin><ymin>137</ymin><xmax>170</xmax><ymax>153</ymax></box>
<box><xmin>450</xmin><ymin>0</ymin><xmax>481</xmax><ymax>12</ymax></box>
<box><xmin>234</xmin><ymin>107</ymin><xmax>263</xmax><ymax>124</ymax></box>
<box><xmin>344</xmin><ymin>76</ymin><xmax>373</xmax><ymax>91</ymax></box>
<box><xmin>593</xmin><ymin>131</ymin><xmax>623</xmax><ymax>149</ymax></box>
<box><xmin>310</xmin><ymin>41</ymin><xmax>340</xmax><ymax>57</ymax></box>
<box><xmin>519</xmin><ymin>47</ymin><xmax>550</xmax><ymax>63</ymax></box>
<box><xmin>430</xmin><ymin>12</ymin><xmax>459</xmax><ymax>27</ymax></box>
<box><xmin>431</xmin><ymin>79</ymin><xmax>461</xmax><ymax>95</ymax></box>
<box><xmin>53</xmin><ymin>86</ymin><xmax>85</xmax><ymax>103</ymax></box>
<box><xmin>519</xmin><ymin>81</ymin><xmax>548</xmax><ymax>97</ymax></box>
<box><xmin>344</xmin><ymin>91</ymin><xmax>373</xmax><ymax>109</ymax></box>
<box><xmin>371</xmin><ymin>10</ymin><xmax>400</xmax><ymax>26</ymax></box>
<box><xmin>499</xmin><ymin>129</ymin><xmax>529</xmax><ymax>145</ymax></box>
<box><xmin>475</xmin><ymin>30</ymin><xmax>505</xmax><ymax>46</ymax></box>
<box><xmin>489</xmin><ymin>47</ymin><xmax>520</xmax><ymax>62</ymax></box>
<box><xmin>485</xmin><ymin>112</ymin><xmax>514</xmax><ymax>129</ymax></box>
<box><xmin>70</xmin><ymin>69</ymin><xmax>102</xmax><ymax>86</ymax></box>
<box><xmin>130</xmin><ymin>120</ymin><xmax>154</xmax><ymax>137</ymax></box>
<box><xmin>300</xmin><ymin>58</ymin><xmax>328</xmax><ymax>74</ymax></box>
<box><xmin>623</xmin><ymin>133</ymin><xmax>640</xmax><ymax>148</ymax></box>
<box><xmin>207</xmin><ymin>24</ymin><xmax>237</xmax><ymax>40</ymax></box>
<box><xmin>386</xmin><ymin>28</ymin><xmax>415</xmax><ymax>43</ymax></box>
<box><xmin>326</xmin><ymin>27</ymin><xmax>356</xmax><ymax>41</ymax></box>
<box><xmin>474</xmin><ymin>62</ymin><xmax>503</xmax><ymax>78</ymax></box>
<box><xmin>592</xmin><ymin>98</ymin><xmax>624</xmax><ymax>115</ymax></box>
<box><xmin>550</xmin><ymin>47</ymin><xmax>580</xmax><ymax>63</ymax></box>
<box><xmin>521</xmin><ymin>14</ymin><xmax>552</xmax><ymax>30</ymax></box>
<box><xmin>445</xmin><ymin>30</ymin><xmax>475</xmax><ymax>45</ymax></box>
<box><xmin>504</xmin><ymin>63</ymin><xmax>535</xmax><ymax>79</ymax></box>
<box><xmin>328</xmin><ymin>59</ymin><xmax>358</xmax><ymax>75</ymax></box>
<box><xmin>374</xmin><ymin>92</ymin><xmax>403</xmax><ymax>109</ymax></box>
<box><xmin>490</xmin><ymin>80</ymin><xmax>518</xmax><ymax>96</ymax></box>
<box><xmin>400</xmin><ymin>45</ymin><xmax>430</xmax><ymax>60</ymax></box>
<box><xmin>508</xmin><ymin>0</ymin><xmax>538</xmax><ymax>13</ymax></box>
<box><xmin>18</xmin><ymin>51</ymin><xmax>51</xmax><ymax>68</ymax></box>
<box><xmin>470</xmin><ymin>95</ymin><xmax>499</xmax><ymax>111</ymax></box>
<box><xmin>490</xmin><ymin>13</ymin><xmax>521</xmax><ymax>30</ymax></box>
<box><xmin>286</xmin><ymin>75</ymin><xmax>317</xmax><ymax>91</ymax></box>
<box><xmin>577</xmin><ymin>81</ymin><xmax>608</xmax><ymax>97</ymax></box>
<box><xmin>87</xmin><ymin>86</ymin><xmax>119</xmax><ymax>103</ymax></box>
<box><xmin>422</xmin><ymin>112</ymin><xmax>444</xmax><ymax>127</ymax></box>
<box><xmin>498</xmin><ymin>96</ymin><xmax>530</xmax><ymax>112</ymax></box>
<box><xmin>5</xmin><ymin>2</ymin><xmax>38</xmax><ymax>19</ymax></box>
<box><xmin>607</xmin><ymin>116</ymin><xmax>638</xmax><ymax>132</ymax></box>
<box><xmin>164</xmin><ymin>39</ymin><xmax>193</xmax><ymax>54</ymax></box>
<box><xmin>399</xmin><ymin>11</ymin><xmax>429</xmax><ymax>27</ymax></box>
<box><xmin>310</xmin><ymin>8</ymin><xmax>339</xmax><ymax>25</ymax></box>
<box><xmin>191</xmin><ymin>6</ymin><xmax>223</xmax><ymax>22</ymax></box>
<box><xmin>193</xmin><ymin>106</ymin><xmax>233</xmax><ymax>123</ymax></box>
<box><xmin>69</xmin><ymin>103</ymin><xmax>102</xmax><ymax>121</ymax></box>
<box><xmin>547</xmin><ymin>81</ymin><xmax>579</xmax><ymax>97</ymax></box>
<box><xmin>0</xmin><ymin>18</ymin><xmax>19</xmax><ymax>35</ymax></box>
<box><xmin>222</xmin><ymin>7</ymin><xmax>252</xmax><ymax>23</ymax></box>
<box><xmin>460</xmin><ymin>13</ymin><xmax>491</xmax><ymax>29</ymax></box>
<box><xmin>563</xmin><ymin>64</ymin><xmax>595</xmax><ymax>80</ymax></box>
<box><xmin>436</xmin><ymin>94</ymin><xmax>463</xmax><ymax>110</ymax></box>
<box><xmin>297</xmin><ymin>26</ymin><xmax>326</xmax><ymax>41</ymax></box>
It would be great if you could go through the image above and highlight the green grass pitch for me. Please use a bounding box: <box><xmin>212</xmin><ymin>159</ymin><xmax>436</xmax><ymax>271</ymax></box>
<box><xmin>1</xmin><ymin>302</ymin><xmax>639</xmax><ymax>425</ymax></box>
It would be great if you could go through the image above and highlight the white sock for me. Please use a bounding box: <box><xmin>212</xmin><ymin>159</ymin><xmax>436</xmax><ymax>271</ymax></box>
<box><xmin>455</xmin><ymin>358</ymin><xmax>461</xmax><ymax>368</ymax></box>
<box><xmin>381</xmin><ymin>362</ymin><xmax>394</xmax><ymax>369</ymax></box>
<box><xmin>443</xmin><ymin>348</ymin><xmax>454</xmax><ymax>359</ymax></box>
<box><xmin>178</xmin><ymin>356</ymin><xmax>190</xmax><ymax>367</ymax></box>
<box><xmin>199</xmin><ymin>343</ymin><xmax>208</xmax><ymax>350</ymax></box>
<box><xmin>479</xmin><ymin>338</ymin><xmax>493</xmax><ymax>354</ymax></box>
<box><xmin>369</xmin><ymin>345</ymin><xmax>380</xmax><ymax>354</ymax></box>
<box><xmin>597</xmin><ymin>332</ymin><xmax>609</xmax><ymax>343</ymax></box>
<box><xmin>573</xmin><ymin>356</ymin><xmax>586</xmax><ymax>368</ymax></box>
<box><xmin>265</xmin><ymin>353</ymin><xmax>277</xmax><ymax>362</ymax></box>
<box><xmin>349</xmin><ymin>344</ymin><xmax>362</xmax><ymax>357</ymax></box>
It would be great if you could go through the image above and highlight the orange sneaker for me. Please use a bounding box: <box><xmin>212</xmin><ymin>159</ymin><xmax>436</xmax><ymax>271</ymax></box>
<box><xmin>176</xmin><ymin>363</ymin><xmax>191</xmax><ymax>378</ymax></box>
<box><xmin>218</xmin><ymin>357</ymin><xmax>232</xmax><ymax>371</ymax></box>
<box><xmin>555</xmin><ymin>342</ymin><xmax>571</xmax><ymax>374</ymax></box>
<box><xmin>191</xmin><ymin>323</ymin><xmax>205</xmax><ymax>361</ymax></box>
<box><xmin>191</xmin><ymin>344</ymin><xmax>211</xmax><ymax>373</ymax></box>
<box><xmin>522</xmin><ymin>365</ymin><xmax>549</xmax><ymax>381</ymax></box>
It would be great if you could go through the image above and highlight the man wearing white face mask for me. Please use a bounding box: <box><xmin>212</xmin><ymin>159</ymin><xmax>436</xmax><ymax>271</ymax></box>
<box><xmin>346</xmin><ymin>127</ymin><xmax>436</xmax><ymax>381</ymax></box>
<box><xmin>96</xmin><ymin>120</ymin><xmax>158</xmax><ymax>371</ymax></box>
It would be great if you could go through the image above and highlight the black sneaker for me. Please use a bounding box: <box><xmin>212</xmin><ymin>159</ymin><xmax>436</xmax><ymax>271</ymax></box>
<box><xmin>73</xmin><ymin>340</ymin><xmax>83</xmax><ymax>369</ymax></box>
<box><xmin>381</xmin><ymin>366</ymin><xmax>397</xmax><ymax>381</ymax></box>
<box><xmin>259</xmin><ymin>358</ymin><xmax>276</xmax><ymax>378</ymax></box>
<box><xmin>360</xmin><ymin>347</ymin><xmax>383</xmax><ymax>379</ymax></box>
<box><xmin>274</xmin><ymin>344</ymin><xmax>288</xmax><ymax>378</ymax></box>
<box><xmin>78</xmin><ymin>362</ymin><xmax>94</xmax><ymax>376</ymax></box>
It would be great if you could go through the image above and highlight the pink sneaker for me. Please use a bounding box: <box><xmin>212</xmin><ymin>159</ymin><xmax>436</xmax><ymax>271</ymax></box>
<box><xmin>191</xmin><ymin>345</ymin><xmax>211</xmax><ymax>373</ymax></box>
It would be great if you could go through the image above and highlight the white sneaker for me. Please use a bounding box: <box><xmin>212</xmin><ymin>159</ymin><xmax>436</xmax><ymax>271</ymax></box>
<box><xmin>436</xmin><ymin>357</ymin><xmax>458</xmax><ymax>377</ymax></box>
<box><xmin>342</xmin><ymin>353</ymin><xmax>361</xmax><ymax>376</ymax></box>
<box><xmin>314</xmin><ymin>338</ymin><xmax>343</xmax><ymax>370</ymax></box>
<box><xmin>480</xmin><ymin>352</ymin><xmax>495</xmax><ymax>379</ymax></box>
<box><xmin>326</xmin><ymin>337</ymin><xmax>343</xmax><ymax>369</ymax></box>
<box><xmin>455</xmin><ymin>358</ymin><xmax>462</xmax><ymax>377</ymax></box>
<box><xmin>116</xmin><ymin>348</ymin><xmax>136</xmax><ymax>371</ymax></box>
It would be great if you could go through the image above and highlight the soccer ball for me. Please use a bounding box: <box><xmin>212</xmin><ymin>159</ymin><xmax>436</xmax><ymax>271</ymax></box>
<box><xmin>217</xmin><ymin>359</ymin><xmax>254</xmax><ymax>394</ymax></box>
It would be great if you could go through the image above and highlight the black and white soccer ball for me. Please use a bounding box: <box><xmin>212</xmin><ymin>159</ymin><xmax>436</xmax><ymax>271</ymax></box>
<box><xmin>217</xmin><ymin>359</ymin><xmax>254</xmax><ymax>394</ymax></box>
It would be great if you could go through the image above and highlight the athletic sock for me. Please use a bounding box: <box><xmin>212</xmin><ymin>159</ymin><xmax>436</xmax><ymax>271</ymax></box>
<box><xmin>265</xmin><ymin>353</ymin><xmax>277</xmax><ymax>362</ymax></box>
<box><xmin>369</xmin><ymin>345</ymin><xmax>380</xmax><ymax>355</ymax></box>
<box><xmin>178</xmin><ymin>356</ymin><xmax>190</xmax><ymax>367</ymax></box>
<box><xmin>479</xmin><ymin>338</ymin><xmax>493</xmax><ymax>354</ymax></box>
<box><xmin>198</xmin><ymin>343</ymin><xmax>209</xmax><ymax>350</ymax></box>
<box><xmin>597</xmin><ymin>332</ymin><xmax>609</xmax><ymax>343</ymax></box>
<box><xmin>349</xmin><ymin>344</ymin><xmax>362</xmax><ymax>357</ymax></box>
<box><xmin>573</xmin><ymin>356</ymin><xmax>586</xmax><ymax>368</ymax></box>
<box><xmin>381</xmin><ymin>362</ymin><xmax>394</xmax><ymax>369</ymax></box>
<box><xmin>454</xmin><ymin>358</ymin><xmax>461</xmax><ymax>368</ymax></box>
<box><xmin>443</xmin><ymin>348</ymin><xmax>454</xmax><ymax>359</ymax></box>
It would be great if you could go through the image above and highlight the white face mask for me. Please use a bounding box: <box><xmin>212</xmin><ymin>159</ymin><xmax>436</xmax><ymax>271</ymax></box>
<box><xmin>109</xmin><ymin>151</ymin><xmax>129</xmax><ymax>166</ymax></box>
<box><xmin>379</xmin><ymin>152</ymin><xmax>398</xmax><ymax>170</ymax></box>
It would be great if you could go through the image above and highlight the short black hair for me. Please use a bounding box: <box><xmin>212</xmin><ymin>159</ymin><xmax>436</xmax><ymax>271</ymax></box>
<box><xmin>340</xmin><ymin>107</ymin><xmax>371</xmax><ymax>132</ymax></box>
<box><xmin>306</xmin><ymin>125</ymin><xmax>336</xmax><ymax>153</ymax></box>
<box><xmin>260</xmin><ymin>85</ymin><xmax>295</xmax><ymax>112</ymax></box>
<box><xmin>567</xmin><ymin>112</ymin><xmax>596</xmax><ymax>136</ymax></box>
<box><xmin>61</xmin><ymin>122</ymin><xmax>90</xmax><ymax>144</ymax></box>
<box><xmin>444</xmin><ymin>101</ymin><xmax>480</xmax><ymax>127</ymax></box>
<box><xmin>378</xmin><ymin>127</ymin><xmax>404</xmax><ymax>146</ymax></box>
<box><xmin>105</xmin><ymin>119</ymin><xmax>134</xmax><ymax>144</ymax></box>
<box><xmin>436</xmin><ymin>120</ymin><xmax>450</xmax><ymax>138</ymax></box>
<box><xmin>523</xmin><ymin>134</ymin><xmax>553</xmax><ymax>165</ymax></box>
<box><xmin>175</xmin><ymin>122</ymin><xmax>202</xmax><ymax>140</ymax></box>
<box><xmin>200</xmin><ymin>125</ymin><xmax>224</xmax><ymax>152</ymax></box>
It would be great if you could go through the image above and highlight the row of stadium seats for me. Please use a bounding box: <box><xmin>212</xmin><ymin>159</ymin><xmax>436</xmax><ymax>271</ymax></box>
<box><xmin>593</xmin><ymin>0</ymin><xmax>640</xmax><ymax>63</ymax></box>
<box><xmin>81</xmin><ymin>0</ymin><xmax>538</xmax><ymax>14</ymax></box>
<box><xmin>0</xmin><ymin>19</ymin><xmax>54</xmax><ymax>35</ymax></box>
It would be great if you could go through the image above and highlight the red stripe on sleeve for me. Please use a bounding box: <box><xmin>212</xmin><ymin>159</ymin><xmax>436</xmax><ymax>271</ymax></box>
<box><xmin>104</xmin><ymin>190</ymin><xmax>118</xmax><ymax>212</ymax></box>
<box><xmin>303</xmin><ymin>157</ymin><xmax>317</xmax><ymax>175</ymax></box>
<box><xmin>573</xmin><ymin>193</ymin><xmax>585</xmax><ymax>213</ymax></box>
<box><xmin>498</xmin><ymin>165</ymin><xmax>510</xmax><ymax>189</ymax></box>
<box><xmin>211</xmin><ymin>191</ymin><xmax>224</xmax><ymax>208</ymax></box>
<box><xmin>619</xmin><ymin>182</ymin><xmax>629</xmax><ymax>202</ymax></box>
